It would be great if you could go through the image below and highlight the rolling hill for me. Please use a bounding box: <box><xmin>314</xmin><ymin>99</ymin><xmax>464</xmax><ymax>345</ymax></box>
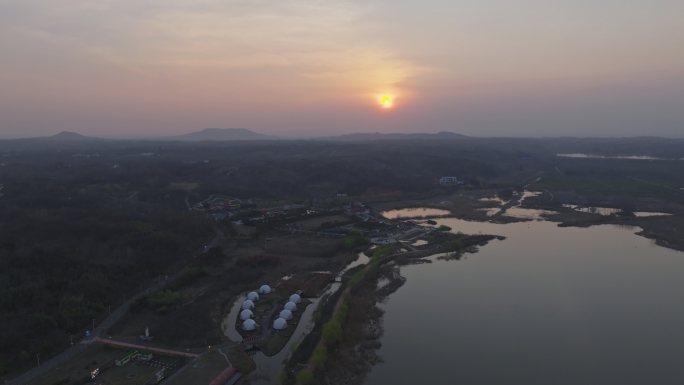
<box><xmin>166</xmin><ymin>128</ymin><xmax>277</xmax><ymax>141</ymax></box>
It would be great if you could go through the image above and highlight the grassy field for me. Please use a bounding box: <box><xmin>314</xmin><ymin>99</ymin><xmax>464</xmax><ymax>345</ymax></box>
<box><xmin>264</xmin><ymin>235</ymin><xmax>343</xmax><ymax>259</ymax></box>
<box><xmin>288</xmin><ymin>214</ymin><xmax>350</xmax><ymax>230</ymax></box>
<box><xmin>533</xmin><ymin>156</ymin><xmax>684</xmax><ymax>203</ymax></box>
<box><xmin>164</xmin><ymin>351</ymin><xmax>228</xmax><ymax>385</ymax></box>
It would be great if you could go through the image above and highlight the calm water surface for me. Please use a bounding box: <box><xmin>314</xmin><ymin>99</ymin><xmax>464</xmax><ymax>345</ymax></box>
<box><xmin>557</xmin><ymin>153</ymin><xmax>683</xmax><ymax>160</ymax></box>
<box><xmin>365</xmin><ymin>216</ymin><xmax>684</xmax><ymax>385</ymax></box>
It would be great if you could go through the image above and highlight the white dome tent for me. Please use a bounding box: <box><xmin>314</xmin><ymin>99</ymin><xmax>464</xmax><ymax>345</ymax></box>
<box><xmin>284</xmin><ymin>302</ymin><xmax>297</xmax><ymax>311</ymax></box>
<box><xmin>289</xmin><ymin>294</ymin><xmax>301</xmax><ymax>304</ymax></box>
<box><xmin>247</xmin><ymin>292</ymin><xmax>260</xmax><ymax>301</ymax></box>
<box><xmin>242</xmin><ymin>300</ymin><xmax>255</xmax><ymax>310</ymax></box>
<box><xmin>259</xmin><ymin>285</ymin><xmax>272</xmax><ymax>294</ymax></box>
<box><xmin>279</xmin><ymin>309</ymin><xmax>293</xmax><ymax>320</ymax></box>
<box><xmin>273</xmin><ymin>318</ymin><xmax>288</xmax><ymax>330</ymax></box>
<box><xmin>242</xmin><ymin>319</ymin><xmax>257</xmax><ymax>331</ymax></box>
<box><xmin>240</xmin><ymin>309</ymin><xmax>254</xmax><ymax>321</ymax></box>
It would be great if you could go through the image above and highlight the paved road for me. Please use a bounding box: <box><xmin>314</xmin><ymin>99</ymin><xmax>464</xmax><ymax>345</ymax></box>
<box><xmin>91</xmin><ymin>337</ymin><xmax>199</xmax><ymax>357</ymax></box>
<box><xmin>8</xmin><ymin>227</ymin><xmax>224</xmax><ymax>385</ymax></box>
<box><xmin>206</xmin><ymin>228</ymin><xmax>224</xmax><ymax>251</ymax></box>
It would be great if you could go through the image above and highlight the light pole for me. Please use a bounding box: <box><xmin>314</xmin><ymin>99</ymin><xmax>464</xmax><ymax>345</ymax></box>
<box><xmin>70</xmin><ymin>335</ymin><xmax>73</xmax><ymax>346</ymax></box>
<box><xmin>37</xmin><ymin>354</ymin><xmax>40</xmax><ymax>366</ymax></box>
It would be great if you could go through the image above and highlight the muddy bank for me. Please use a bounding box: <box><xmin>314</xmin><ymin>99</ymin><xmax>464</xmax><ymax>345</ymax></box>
<box><xmin>321</xmin><ymin>264</ymin><xmax>405</xmax><ymax>385</ymax></box>
<box><xmin>539</xmin><ymin>210</ymin><xmax>684</xmax><ymax>253</ymax></box>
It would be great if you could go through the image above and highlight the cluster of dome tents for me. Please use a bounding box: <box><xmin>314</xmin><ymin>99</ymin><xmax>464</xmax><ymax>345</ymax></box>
<box><xmin>240</xmin><ymin>285</ymin><xmax>303</xmax><ymax>331</ymax></box>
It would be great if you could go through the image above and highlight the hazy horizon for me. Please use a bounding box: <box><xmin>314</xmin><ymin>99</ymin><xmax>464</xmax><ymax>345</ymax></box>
<box><xmin>2</xmin><ymin>0</ymin><xmax>683</xmax><ymax>138</ymax></box>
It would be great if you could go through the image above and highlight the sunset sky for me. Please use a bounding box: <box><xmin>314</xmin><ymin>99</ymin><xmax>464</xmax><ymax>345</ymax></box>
<box><xmin>1</xmin><ymin>0</ymin><xmax>683</xmax><ymax>138</ymax></box>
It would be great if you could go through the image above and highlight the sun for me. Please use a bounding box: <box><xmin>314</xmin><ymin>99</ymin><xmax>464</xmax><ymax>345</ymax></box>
<box><xmin>380</xmin><ymin>95</ymin><xmax>392</xmax><ymax>108</ymax></box>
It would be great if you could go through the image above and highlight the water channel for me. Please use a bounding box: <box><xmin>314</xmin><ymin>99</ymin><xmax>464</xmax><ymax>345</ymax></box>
<box><xmin>557</xmin><ymin>153</ymin><xmax>684</xmax><ymax>160</ymax></box>
<box><xmin>365</xmin><ymin>211</ymin><xmax>684</xmax><ymax>385</ymax></box>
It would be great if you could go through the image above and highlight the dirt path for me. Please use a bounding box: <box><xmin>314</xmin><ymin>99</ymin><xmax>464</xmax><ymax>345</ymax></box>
<box><xmin>218</xmin><ymin>349</ymin><xmax>233</xmax><ymax>367</ymax></box>
<box><xmin>208</xmin><ymin>367</ymin><xmax>238</xmax><ymax>385</ymax></box>
<box><xmin>124</xmin><ymin>191</ymin><xmax>138</xmax><ymax>201</ymax></box>
<box><xmin>261</xmin><ymin>298</ymin><xmax>279</xmax><ymax>337</ymax></box>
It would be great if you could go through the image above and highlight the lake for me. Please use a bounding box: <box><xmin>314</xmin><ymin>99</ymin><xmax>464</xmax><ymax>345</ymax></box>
<box><xmin>562</xmin><ymin>204</ymin><xmax>671</xmax><ymax>217</ymax></box>
<box><xmin>557</xmin><ymin>153</ymin><xmax>683</xmax><ymax>160</ymax></box>
<box><xmin>365</xmin><ymin>214</ymin><xmax>684</xmax><ymax>385</ymax></box>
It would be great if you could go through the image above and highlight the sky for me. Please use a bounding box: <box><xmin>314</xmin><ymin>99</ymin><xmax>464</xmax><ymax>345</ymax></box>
<box><xmin>1</xmin><ymin>0</ymin><xmax>683</xmax><ymax>138</ymax></box>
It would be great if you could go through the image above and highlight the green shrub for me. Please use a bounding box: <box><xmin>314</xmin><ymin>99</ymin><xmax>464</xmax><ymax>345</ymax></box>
<box><xmin>371</xmin><ymin>245</ymin><xmax>395</xmax><ymax>259</ymax></box>
<box><xmin>278</xmin><ymin>371</ymin><xmax>288</xmax><ymax>384</ymax></box>
<box><xmin>335</xmin><ymin>301</ymin><xmax>348</xmax><ymax>324</ymax></box>
<box><xmin>311</xmin><ymin>346</ymin><xmax>327</xmax><ymax>369</ymax></box>
<box><xmin>322</xmin><ymin>321</ymin><xmax>343</xmax><ymax>345</ymax></box>
<box><xmin>131</xmin><ymin>290</ymin><xmax>181</xmax><ymax>314</ymax></box>
<box><xmin>296</xmin><ymin>370</ymin><xmax>314</xmax><ymax>385</ymax></box>
<box><xmin>444</xmin><ymin>240</ymin><xmax>463</xmax><ymax>251</ymax></box>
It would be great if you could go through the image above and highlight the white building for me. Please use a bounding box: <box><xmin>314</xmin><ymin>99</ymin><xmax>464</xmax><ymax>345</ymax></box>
<box><xmin>284</xmin><ymin>302</ymin><xmax>297</xmax><ymax>311</ymax></box>
<box><xmin>247</xmin><ymin>292</ymin><xmax>259</xmax><ymax>301</ymax></box>
<box><xmin>259</xmin><ymin>285</ymin><xmax>272</xmax><ymax>294</ymax></box>
<box><xmin>279</xmin><ymin>309</ymin><xmax>293</xmax><ymax>320</ymax></box>
<box><xmin>242</xmin><ymin>300</ymin><xmax>255</xmax><ymax>310</ymax></box>
<box><xmin>273</xmin><ymin>318</ymin><xmax>288</xmax><ymax>330</ymax></box>
<box><xmin>242</xmin><ymin>319</ymin><xmax>257</xmax><ymax>331</ymax></box>
<box><xmin>439</xmin><ymin>177</ymin><xmax>460</xmax><ymax>185</ymax></box>
<box><xmin>240</xmin><ymin>309</ymin><xmax>254</xmax><ymax>320</ymax></box>
<box><xmin>289</xmin><ymin>294</ymin><xmax>301</xmax><ymax>304</ymax></box>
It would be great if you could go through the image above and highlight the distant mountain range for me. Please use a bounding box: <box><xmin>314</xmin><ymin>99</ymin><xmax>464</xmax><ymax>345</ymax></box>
<box><xmin>319</xmin><ymin>131</ymin><xmax>468</xmax><ymax>141</ymax></box>
<box><xmin>165</xmin><ymin>128</ymin><xmax>278</xmax><ymax>141</ymax></box>
<box><xmin>47</xmin><ymin>131</ymin><xmax>104</xmax><ymax>141</ymax></box>
<box><xmin>16</xmin><ymin>129</ymin><xmax>468</xmax><ymax>142</ymax></box>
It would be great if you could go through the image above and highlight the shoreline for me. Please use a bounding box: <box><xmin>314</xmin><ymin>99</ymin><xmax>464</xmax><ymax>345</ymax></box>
<box><xmin>284</xmin><ymin>195</ymin><xmax>683</xmax><ymax>384</ymax></box>
<box><xmin>373</xmin><ymin>195</ymin><xmax>684</xmax><ymax>254</ymax></box>
<box><xmin>308</xmin><ymin>203</ymin><xmax>683</xmax><ymax>384</ymax></box>
<box><xmin>292</xmin><ymin>234</ymin><xmax>500</xmax><ymax>385</ymax></box>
